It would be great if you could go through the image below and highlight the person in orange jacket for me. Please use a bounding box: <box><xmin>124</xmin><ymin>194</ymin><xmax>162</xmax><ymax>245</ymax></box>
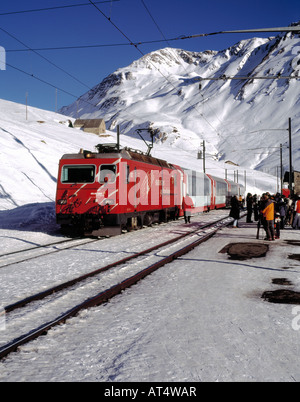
<box><xmin>261</xmin><ymin>194</ymin><xmax>275</xmax><ymax>240</ymax></box>
<box><xmin>293</xmin><ymin>196</ymin><xmax>300</xmax><ymax>229</ymax></box>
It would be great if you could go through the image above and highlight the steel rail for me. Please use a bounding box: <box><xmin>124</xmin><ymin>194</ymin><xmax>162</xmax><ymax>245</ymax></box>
<box><xmin>0</xmin><ymin>237</ymin><xmax>92</xmax><ymax>258</ymax></box>
<box><xmin>0</xmin><ymin>237</ymin><xmax>99</xmax><ymax>269</ymax></box>
<box><xmin>5</xmin><ymin>215</ymin><xmax>231</xmax><ymax>313</ymax></box>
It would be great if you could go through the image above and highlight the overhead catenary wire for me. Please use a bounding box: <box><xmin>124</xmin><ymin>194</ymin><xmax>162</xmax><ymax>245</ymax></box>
<box><xmin>87</xmin><ymin>0</ymin><xmax>142</xmax><ymax>53</ymax></box>
<box><xmin>5</xmin><ymin>38</ymin><xmax>183</xmax><ymax>52</ymax></box>
<box><xmin>5</xmin><ymin>57</ymin><xmax>158</xmax><ymax>147</ymax></box>
<box><xmin>5</xmin><ymin>62</ymin><xmax>85</xmax><ymax>101</ymax></box>
<box><xmin>179</xmin><ymin>25</ymin><xmax>300</xmax><ymax>40</ymax></box>
<box><xmin>140</xmin><ymin>1</ymin><xmax>197</xmax><ymax>94</ymax></box>
<box><xmin>140</xmin><ymin>0</ymin><xmax>170</xmax><ymax>46</ymax></box>
<box><xmin>4</xmin><ymin>24</ymin><xmax>300</xmax><ymax>52</ymax></box>
<box><xmin>5</xmin><ymin>25</ymin><xmax>300</xmax><ymax>84</ymax></box>
<box><xmin>4</xmin><ymin>61</ymin><xmax>115</xmax><ymax>114</ymax></box>
<box><xmin>140</xmin><ymin>0</ymin><xmax>225</xmax><ymax>143</ymax></box>
<box><xmin>87</xmin><ymin>0</ymin><xmax>221</xmax><ymax>136</ymax></box>
<box><xmin>197</xmin><ymin>74</ymin><xmax>300</xmax><ymax>81</ymax></box>
<box><xmin>0</xmin><ymin>1</ymin><xmax>120</xmax><ymax>16</ymax></box>
<box><xmin>5</xmin><ymin>23</ymin><xmax>298</xmax><ymax>52</ymax></box>
<box><xmin>0</xmin><ymin>26</ymin><xmax>92</xmax><ymax>90</ymax></box>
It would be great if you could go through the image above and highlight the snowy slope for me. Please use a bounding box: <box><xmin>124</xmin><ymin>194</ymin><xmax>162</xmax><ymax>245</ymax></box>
<box><xmin>60</xmin><ymin>28</ymin><xmax>300</xmax><ymax>175</ymax></box>
<box><xmin>0</xmin><ymin>99</ymin><xmax>96</xmax><ymax>210</ymax></box>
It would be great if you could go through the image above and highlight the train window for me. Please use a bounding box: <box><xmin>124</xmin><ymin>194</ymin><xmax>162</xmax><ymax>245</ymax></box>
<box><xmin>100</xmin><ymin>164</ymin><xmax>116</xmax><ymax>183</ymax></box>
<box><xmin>204</xmin><ymin>175</ymin><xmax>211</xmax><ymax>194</ymax></box>
<box><xmin>61</xmin><ymin>165</ymin><xmax>95</xmax><ymax>183</ymax></box>
<box><xmin>173</xmin><ymin>172</ymin><xmax>177</xmax><ymax>186</ymax></box>
<box><xmin>216</xmin><ymin>181</ymin><xmax>227</xmax><ymax>196</ymax></box>
<box><xmin>231</xmin><ymin>184</ymin><xmax>238</xmax><ymax>195</ymax></box>
<box><xmin>192</xmin><ymin>171</ymin><xmax>197</xmax><ymax>196</ymax></box>
<box><xmin>195</xmin><ymin>172</ymin><xmax>204</xmax><ymax>196</ymax></box>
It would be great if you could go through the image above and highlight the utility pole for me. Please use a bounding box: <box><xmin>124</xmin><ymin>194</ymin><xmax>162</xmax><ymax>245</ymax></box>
<box><xmin>280</xmin><ymin>143</ymin><xmax>283</xmax><ymax>194</ymax></box>
<box><xmin>288</xmin><ymin>118</ymin><xmax>293</xmax><ymax>196</ymax></box>
<box><xmin>202</xmin><ymin>140</ymin><xmax>205</xmax><ymax>173</ymax></box>
<box><xmin>117</xmin><ymin>125</ymin><xmax>120</xmax><ymax>151</ymax></box>
<box><xmin>198</xmin><ymin>141</ymin><xmax>206</xmax><ymax>172</ymax></box>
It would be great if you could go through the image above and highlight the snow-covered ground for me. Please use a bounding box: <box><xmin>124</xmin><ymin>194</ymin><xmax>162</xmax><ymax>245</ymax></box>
<box><xmin>1</xmin><ymin>215</ymin><xmax>300</xmax><ymax>382</ymax></box>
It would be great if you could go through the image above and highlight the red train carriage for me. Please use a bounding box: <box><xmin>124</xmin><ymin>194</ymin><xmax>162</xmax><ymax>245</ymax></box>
<box><xmin>56</xmin><ymin>143</ymin><xmax>245</xmax><ymax>236</ymax></box>
<box><xmin>56</xmin><ymin>144</ymin><xmax>182</xmax><ymax>236</ymax></box>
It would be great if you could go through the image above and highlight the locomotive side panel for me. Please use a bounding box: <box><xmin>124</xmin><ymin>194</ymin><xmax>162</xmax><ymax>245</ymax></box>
<box><xmin>56</xmin><ymin>150</ymin><xmax>183</xmax><ymax>236</ymax></box>
<box><xmin>118</xmin><ymin>159</ymin><xmax>180</xmax><ymax>213</ymax></box>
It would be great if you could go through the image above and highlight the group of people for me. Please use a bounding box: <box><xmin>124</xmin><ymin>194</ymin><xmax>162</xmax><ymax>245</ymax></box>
<box><xmin>230</xmin><ymin>191</ymin><xmax>300</xmax><ymax>241</ymax></box>
<box><xmin>183</xmin><ymin>190</ymin><xmax>300</xmax><ymax>238</ymax></box>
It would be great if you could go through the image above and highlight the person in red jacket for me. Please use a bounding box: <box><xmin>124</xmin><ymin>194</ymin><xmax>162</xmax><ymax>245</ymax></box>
<box><xmin>182</xmin><ymin>195</ymin><xmax>194</xmax><ymax>223</ymax></box>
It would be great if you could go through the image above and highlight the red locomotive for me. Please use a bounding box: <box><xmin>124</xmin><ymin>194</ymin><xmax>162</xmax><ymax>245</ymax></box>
<box><xmin>55</xmin><ymin>142</ymin><xmax>244</xmax><ymax>236</ymax></box>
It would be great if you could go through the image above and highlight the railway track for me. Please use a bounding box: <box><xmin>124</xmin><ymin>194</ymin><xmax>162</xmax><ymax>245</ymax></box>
<box><xmin>0</xmin><ymin>214</ymin><xmax>236</xmax><ymax>361</ymax></box>
<box><xmin>0</xmin><ymin>237</ymin><xmax>100</xmax><ymax>269</ymax></box>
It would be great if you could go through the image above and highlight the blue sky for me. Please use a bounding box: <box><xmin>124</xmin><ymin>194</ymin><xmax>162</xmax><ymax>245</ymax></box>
<box><xmin>0</xmin><ymin>0</ymin><xmax>299</xmax><ymax>112</ymax></box>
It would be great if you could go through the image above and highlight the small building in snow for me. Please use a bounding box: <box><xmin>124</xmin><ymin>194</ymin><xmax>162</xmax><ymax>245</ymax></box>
<box><xmin>74</xmin><ymin>119</ymin><xmax>106</xmax><ymax>135</ymax></box>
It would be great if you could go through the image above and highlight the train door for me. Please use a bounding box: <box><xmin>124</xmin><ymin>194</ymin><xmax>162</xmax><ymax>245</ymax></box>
<box><xmin>212</xmin><ymin>179</ymin><xmax>216</xmax><ymax>209</ymax></box>
<box><xmin>179</xmin><ymin>168</ymin><xmax>189</xmax><ymax>216</ymax></box>
<box><xmin>171</xmin><ymin>168</ymin><xmax>183</xmax><ymax>218</ymax></box>
<box><xmin>206</xmin><ymin>174</ymin><xmax>215</xmax><ymax>209</ymax></box>
<box><xmin>224</xmin><ymin>179</ymin><xmax>231</xmax><ymax>207</ymax></box>
<box><xmin>161</xmin><ymin>168</ymin><xmax>178</xmax><ymax>210</ymax></box>
<box><xmin>175</xmin><ymin>168</ymin><xmax>184</xmax><ymax>209</ymax></box>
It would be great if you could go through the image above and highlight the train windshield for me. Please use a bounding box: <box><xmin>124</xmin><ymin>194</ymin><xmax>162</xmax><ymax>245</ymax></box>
<box><xmin>61</xmin><ymin>165</ymin><xmax>95</xmax><ymax>183</ymax></box>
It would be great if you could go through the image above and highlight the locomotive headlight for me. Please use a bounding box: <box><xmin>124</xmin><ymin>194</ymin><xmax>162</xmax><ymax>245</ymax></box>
<box><xmin>83</xmin><ymin>151</ymin><xmax>95</xmax><ymax>158</ymax></box>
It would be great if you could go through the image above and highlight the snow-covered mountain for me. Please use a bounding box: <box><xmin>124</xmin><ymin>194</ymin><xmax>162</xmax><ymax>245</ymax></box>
<box><xmin>60</xmin><ymin>26</ymin><xmax>300</xmax><ymax>175</ymax></box>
